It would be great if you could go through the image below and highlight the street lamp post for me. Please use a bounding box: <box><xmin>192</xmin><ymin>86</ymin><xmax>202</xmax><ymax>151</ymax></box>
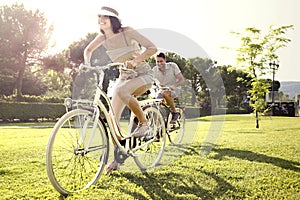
<box><xmin>269</xmin><ymin>61</ymin><xmax>279</xmax><ymax>115</ymax></box>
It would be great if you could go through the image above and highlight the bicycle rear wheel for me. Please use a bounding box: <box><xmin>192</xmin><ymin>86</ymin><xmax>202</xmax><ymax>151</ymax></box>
<box><xmin>167</xmin><ymin>107</ymin><xmax>186</xmax><ymax>144</ymax></box>
<box><xmin>46</xmin><ymin>109</ymin><xmax>109</xmax><ymax>195</ymax></box>
<box><xmin>133</xmin><ymin>106</ymin><xmax>166</xmax><ymax>171</ymax></box>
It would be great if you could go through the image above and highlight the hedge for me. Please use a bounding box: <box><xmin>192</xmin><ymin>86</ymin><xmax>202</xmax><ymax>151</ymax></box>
<box><xmin>185</xmin><ymin>106</ymin><xmax>250</xmax><ymax>117</ymax></box>
<box><xmin>0</xmin><ymin>102</ymin><xmax>251</xmax><ymax>122</ymax></box>
<box><xmin>0</xmin><ymin>102</ymin><xmax>65</xmax><ymax>122</ymax></box>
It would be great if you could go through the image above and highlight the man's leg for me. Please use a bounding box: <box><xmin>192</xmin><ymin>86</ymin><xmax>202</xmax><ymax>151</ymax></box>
<box><xmin>162</xmin><ymin>90</ymin><xmax>176</xmax><ymax>112</ymax></box>
<box><xmin>162</xmin><ymin>91</ymin><xmax>180</xmax><ymax>123</ymax></box>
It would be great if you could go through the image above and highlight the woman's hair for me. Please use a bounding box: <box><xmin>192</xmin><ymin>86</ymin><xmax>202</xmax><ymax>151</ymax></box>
<box><xmin>100</xmin><ymin>16</ymin><xmax>122</xmax><ymax>34</ymax></box>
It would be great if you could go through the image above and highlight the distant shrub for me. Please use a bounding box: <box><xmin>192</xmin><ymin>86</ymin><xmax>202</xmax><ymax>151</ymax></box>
<box><xmin>0</xmin><ymin>94</ymin><xmax>64</xmax><ymax>103</ymax></box>
<box><xmin>0</xmin><ymin>102</ymin><xmax>65</xmax><ymax>122</ymax></box>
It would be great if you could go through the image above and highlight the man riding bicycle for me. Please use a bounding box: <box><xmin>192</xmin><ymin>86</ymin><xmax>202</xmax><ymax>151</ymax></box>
<box><xmin>153</xmin><ymin>52</ymin><xmax>185</xmax><ymax>123</ymax></box>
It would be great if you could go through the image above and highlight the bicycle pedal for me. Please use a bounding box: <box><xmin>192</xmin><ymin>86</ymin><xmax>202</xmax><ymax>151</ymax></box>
<box><xmin>142</xmin><ymin>135</ymin><xmax>154</xmax><ymax>142</ymax></box>
<box><xmin>119</xmin><ymin>139</ymin><xmax>126</xmax><ymax>147</ymax></box>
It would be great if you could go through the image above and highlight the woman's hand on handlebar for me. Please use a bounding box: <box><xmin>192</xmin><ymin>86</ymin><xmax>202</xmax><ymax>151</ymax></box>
<box><xmin>156</xmin><ymin>86</ymin><xmax>173</xmax><ymax>91</ymax></box>
<box><xmin>169</xmin><ymin>85</ymin><xmax>176</xmax><ymax>90</ymax></box>
<box><xmin>125</xmin><ymin>60</ymin><xmax>137</xmax><ymax>69</ymax></box>
<box><xmin>79</xmin><ymin>62</ymin><xmax>125</xmax><ymax>71</ymax></box>
<box><xmin>79</xmin><ymin>63</ymin><xmax>90</xmax><ymax>72</ymax></box>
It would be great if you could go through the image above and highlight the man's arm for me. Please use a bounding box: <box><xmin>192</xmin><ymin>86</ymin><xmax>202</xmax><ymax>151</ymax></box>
<box><xmin>170</xmin><ymin>72</ymin><xmax>184</xmax><ymax>90</ymax></box>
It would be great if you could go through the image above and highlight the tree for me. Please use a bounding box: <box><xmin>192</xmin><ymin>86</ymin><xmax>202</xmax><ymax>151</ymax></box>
<box><xmin>231</xmin><ymin>25</ymin><xmax>293</xmax><ymax>128</ymax></box>
<box><xmin>67</xmin><ymin>33</ymin><xmax>106</xmax><ymax>69</ymax></box>
<box><xmin>218</xmin><ymin>65</ymin><xmax>252</xmax><ymax>109</ymax></box>
<box><xmin>188</xmin><ymin>57</ymin><xmax>226</xmax><ymax>110</ymax></box>
<box><xmin>188</xmin><ymin>57</ymin><xmax>210</xmax><ymax>106</ymax></box>
<box><xmin>42</xmin><ymin>52</ymin><xmax>68</xmax><ymax>72</ymax></box>
<box><xmin>40</xmin><ymin>53</ymin><xmax>72</xmax><ymax>98</ymax></box>
<box><xmin>0</xmin><ymin>3</ymin><xmax>52</xmax><ymax>99</ymax></box>
<box><xmin>66</xmin><ymin>33</ymin><xmax>115</xmax><ymax>94</ymax></box>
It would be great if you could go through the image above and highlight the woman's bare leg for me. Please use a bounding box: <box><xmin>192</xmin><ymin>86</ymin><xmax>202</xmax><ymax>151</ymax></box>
<box><xmin>113</xmin><ymin>78</ymin><xmax>151</xmax><ymax>123</ymax></box>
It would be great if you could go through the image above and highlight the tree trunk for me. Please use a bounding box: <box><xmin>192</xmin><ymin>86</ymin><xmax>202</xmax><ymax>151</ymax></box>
<box><xmin>255</xmin><ymin>110</ymin><xmax>259</xmax><ymax>128</ymax></box>
<box><xmin>16</xmin><ymin>53</ymin><xmax>27</xmax><ymax>101</ymax></box>
<box><xmin>191</xmin><ymin>84</ymin><xmax>197</xmax><ymax>106</ymax></box>
<box><xmin>16</xmin><ymin>66</ymin><xmax>25</xmax><ymax>101</ymax></box>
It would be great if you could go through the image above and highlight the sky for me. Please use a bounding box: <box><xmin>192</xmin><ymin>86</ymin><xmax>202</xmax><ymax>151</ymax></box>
<box><xmin>1</xmin><ymin>0</ymin><xmax>300</xmax><ymax>82</ymax></box>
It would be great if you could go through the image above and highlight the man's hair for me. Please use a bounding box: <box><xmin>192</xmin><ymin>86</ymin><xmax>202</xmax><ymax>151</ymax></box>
<box><xmin>157</xmin><ymin>52</ymin><xmax>166</xmax><ymax>60</ymax></box>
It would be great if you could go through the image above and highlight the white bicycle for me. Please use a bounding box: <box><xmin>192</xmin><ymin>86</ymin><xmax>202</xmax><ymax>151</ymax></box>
<box><xmin>46</xmin><ymin>63</ymin><xmax>166</xmax><ymax>195</ymax></box>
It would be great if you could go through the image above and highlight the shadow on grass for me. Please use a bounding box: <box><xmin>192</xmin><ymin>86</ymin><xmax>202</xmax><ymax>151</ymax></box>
<box><xmin>160</xmin><ymin>142</ymin><xmax>217</xmax><ymax>158</ymax></box>
<box><xmin>238</xmin><ymin>130</ymin><xmax>266</xmax><ymax>134</ymax></box>
<box><xmin>169</xmin><ymin>142</ymin><xmax>216</xmax><ymax>157</ymax></box>
<box><xmin>212</xmin><ymin>148</ymin><xmax>300</xmax><ymax>172</ymax></box>
<box><xmin>111</xmin><ymin>168</ymin><xmax>236</xmax><ymax>200</ymax></box>
<box><xmin>99</xmin><ymin>143</ymin><xmax>240</xmax><ymax>199</ymax></box>
<box><xmin>179</xmin><ymin>143</ymin><xmax>300</xmax><ymax>173</ymax></box>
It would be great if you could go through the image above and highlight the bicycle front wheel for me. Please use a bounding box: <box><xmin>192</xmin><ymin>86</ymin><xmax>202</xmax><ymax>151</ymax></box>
<box><xmin>133</xmin><ymin>106</ymin><xmax>166</xmax><ymax>171</ymax></box>
<box><xmin>46</xmin><ymin>109</ymin><xmax>109</xmax><ymax>195</ymax></box>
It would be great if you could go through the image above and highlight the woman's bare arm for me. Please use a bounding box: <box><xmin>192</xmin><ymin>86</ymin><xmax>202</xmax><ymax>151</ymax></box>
<box><xmin>83</xmin><ymin>34</ymin><xmax>105</xmax><ymax>64</ymax></box>
<box><xmin>123</xmin><ymin>27</ymin><xmax>157</xmax><ymax>65</ymax></box>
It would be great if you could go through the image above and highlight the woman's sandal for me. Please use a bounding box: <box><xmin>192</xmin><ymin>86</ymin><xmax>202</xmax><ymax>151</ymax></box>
<box><xmin>106</xmin><ymin>160</ymin><xmax>119</xmax><ymax>174</ymax></box>
<box><xmin>131</xmin><ymin>122</ymin><xmax>149</xmax><ymax>138</ymax></box>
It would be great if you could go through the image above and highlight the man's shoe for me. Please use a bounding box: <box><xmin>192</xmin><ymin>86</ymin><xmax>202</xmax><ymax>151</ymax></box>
<box><xmin>170</xmin><ymin>112</ymin><xmax>180</xmax><ymax>123</ymax></box>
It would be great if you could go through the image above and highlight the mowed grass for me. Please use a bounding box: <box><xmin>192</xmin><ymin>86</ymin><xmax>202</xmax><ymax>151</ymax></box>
<box><xmin>0</xmin><ymin>115</ymin><xmax>299</xmax><ymax>199</ymax></box>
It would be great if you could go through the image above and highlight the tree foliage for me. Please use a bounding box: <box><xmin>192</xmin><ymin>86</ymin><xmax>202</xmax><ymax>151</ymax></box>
<box><xmin>42</xmin><ymin>53</ymin><xmax>68</xmax><ymax>72</ymax></box>
<box><xmin>218</xmin><ymin>65</ymin><xmax>252</xmax><ymax>108</ymax></box>
<box><xmin>149</xmin><ymin>53</ymin><xmax>227</xmax><ymax>108</ymax></box>
<box><xmin>189</xmin><ymin>57</ymin><xmax>226</xmax><ymax>110</ymax></box>
<box><xmin>232</xmin><ymin>25</ymin><xmax>293</xmax><ymax>128</ymax></box>
<box><xmin>0</xmin><ymin>3</ymin><xmax>52</xmax><ymax>98</ymax></box>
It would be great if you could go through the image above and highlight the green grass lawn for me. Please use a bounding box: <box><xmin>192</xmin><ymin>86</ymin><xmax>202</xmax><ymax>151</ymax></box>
<box><xmin>0</xmin><ymin>115</ymin><xmax>299</xmax><ymax>199</ymax></box>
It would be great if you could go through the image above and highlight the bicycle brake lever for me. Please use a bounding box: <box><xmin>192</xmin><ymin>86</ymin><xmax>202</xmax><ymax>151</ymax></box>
<box><xmin>79</xmin><ymin>63</ymin><xmax>90</xmax><ymax>72</ymax></box>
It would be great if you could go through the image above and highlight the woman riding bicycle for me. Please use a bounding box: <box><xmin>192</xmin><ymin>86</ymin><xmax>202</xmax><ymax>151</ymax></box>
<box><xmin>83</xmin><ymin>6</ymin><xmax>157</xmax><ymax>173</ymax></box>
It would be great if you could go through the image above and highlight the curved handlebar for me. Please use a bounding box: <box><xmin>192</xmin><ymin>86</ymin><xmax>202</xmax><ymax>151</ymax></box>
<box><xmin>79</xmin><ymin>63</ymin><xmax>124</xmax><ymax>70</ymax></box>
<box><xmin>153</xmin><ymin>86</ymin><xmax>173</xmax><ymax>91</ymax></box>
<box><xmin>79</xmin><ymin>62</ymin><xmax>137</xmax><ymax>74</ymax></box>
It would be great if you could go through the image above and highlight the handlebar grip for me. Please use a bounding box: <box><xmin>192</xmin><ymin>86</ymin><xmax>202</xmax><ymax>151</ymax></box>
<box><xmin>79</xmin><ymin>63</ymin><xmax>90</xmax><ymax>71</ymax></box>
<box><xmin>79</xmin><ymin>62</ymin><xmax>125</xmax><ymax>71</ymax></box>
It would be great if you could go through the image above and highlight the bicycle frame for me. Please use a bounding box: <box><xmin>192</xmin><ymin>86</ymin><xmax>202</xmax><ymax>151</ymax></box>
<box><xmin>46</xmin><ymin>63</ymin><xmax>167</xmax><ymax>195</ymax></box>
<box><xmin>72</xmin><ymin>63</ymin><xmax>160</xmax><ymax>157</ymax></box>
<box><xmin>147</xmin><ymin>86</ymin><xmax>186</xmax><ymax>144</ymax></box>
<box><xmin>151</xmin><ymin>86</ymin><xmax>184</xmax><ymax>118</ymax></box>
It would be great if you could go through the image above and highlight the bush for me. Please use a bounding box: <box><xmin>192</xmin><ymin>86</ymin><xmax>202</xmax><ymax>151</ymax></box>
<box><xmin>185</xmin><ymin>106</ymin><xmax>250</xmax><ymax>118</ymax></box>
<box><xmin>0</xmin><ymin>102</ymin><xmax>65</xmax><ymax>122</ymax></box>
<box><xmin>0</xmin><ymin>94</ymin><xmax>64</xmax><ymax>103</ymax></box>
<box><xmin>226</xmin><ymin>107</ymin><xmax>250</xmax><ymax>114</ymax></box>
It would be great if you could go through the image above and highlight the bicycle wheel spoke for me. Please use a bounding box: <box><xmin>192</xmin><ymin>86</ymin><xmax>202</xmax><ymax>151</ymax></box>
<box><xmin>134</xmin><ymin>106</ymin><xmax>166</xmax><ymax>170</ymax></box>
<box><xmin>167</xmin><ymin>108</ymin><xmax>185</xmax><ymax>144</ymax></box>
<box><xmin>46</xmin><ymin>109</ymin><xmax>109</xmax><ymax>195</ymax></box>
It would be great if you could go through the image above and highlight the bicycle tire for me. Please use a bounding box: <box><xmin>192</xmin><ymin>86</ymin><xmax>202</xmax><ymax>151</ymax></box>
<box><xmin>167</xmin><ymin>108</ymin><xmax>186</xmax><ymax>144</ymax></box>
<box><xmin>133</xmin><ymin>106</ymin><xmax>166</xmax><ymax>171</ymax></box>
<box><xmin>46</xmin><ymin>109</ymin><xmax>109</xmax><ymax>195</ymax></box>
